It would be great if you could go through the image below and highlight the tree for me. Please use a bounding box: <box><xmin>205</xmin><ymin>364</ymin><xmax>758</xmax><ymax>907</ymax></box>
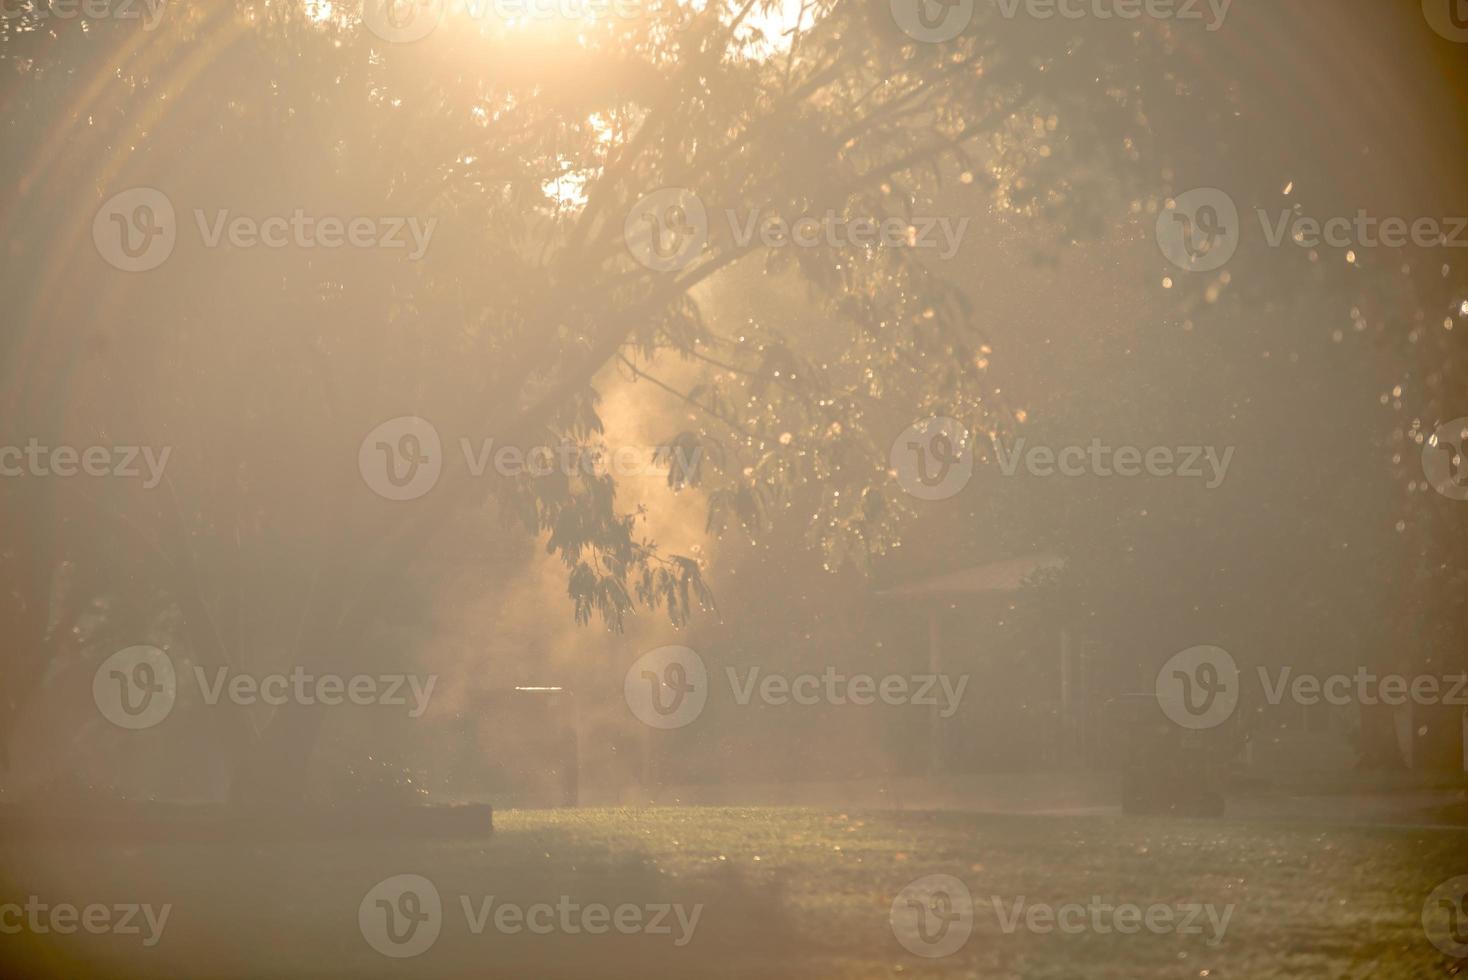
<box><xmin>1</xmin><ymin>0</ymin><xmax>1463</xmax><ymax>797</ymax></box>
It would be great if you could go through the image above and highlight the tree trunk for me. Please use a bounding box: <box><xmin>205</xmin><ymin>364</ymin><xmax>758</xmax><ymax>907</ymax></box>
<box><xmin>1356</xmin><ymin>701</ymin><xmax>1405</xmax><ymax>769</ymax></box>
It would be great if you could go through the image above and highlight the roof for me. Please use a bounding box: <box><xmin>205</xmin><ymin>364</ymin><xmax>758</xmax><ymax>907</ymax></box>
<box><xmin>875</xmin><ymin>554</ymin><xmax>1065</xmax><ymax>598</ymax></box>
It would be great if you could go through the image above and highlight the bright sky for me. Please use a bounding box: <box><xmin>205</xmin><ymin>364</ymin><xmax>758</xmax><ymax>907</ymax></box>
<box><xmin>312</xmin><ymin>0</ymin><xmax>814</xmax><ymax>38</ymax></box>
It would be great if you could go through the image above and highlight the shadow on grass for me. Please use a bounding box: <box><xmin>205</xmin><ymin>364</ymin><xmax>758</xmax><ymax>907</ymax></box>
<box><xmin>0</xmin><ymin>817</ymin><xmax>810</xmax><ymax>979</ymax></box>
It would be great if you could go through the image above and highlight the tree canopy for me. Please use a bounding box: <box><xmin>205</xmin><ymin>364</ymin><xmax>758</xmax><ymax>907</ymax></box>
<box><xmin>2</xmin><ymin>0</ymin><xmax>1464</xmax><ymax>792</ymax></box>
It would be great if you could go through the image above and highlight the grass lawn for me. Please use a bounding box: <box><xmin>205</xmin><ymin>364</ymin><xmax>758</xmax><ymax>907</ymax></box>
<box><xmin>1</xmin><ymin>807</ymin><xmax>1463</xmax><ymax>978</ymax></box>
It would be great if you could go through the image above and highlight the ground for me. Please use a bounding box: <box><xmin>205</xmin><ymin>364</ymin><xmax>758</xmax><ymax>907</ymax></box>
<box><xmin>1</xmin><ymin>807</ymin><xmax>1463</xmax><ymax>978</ymax></box>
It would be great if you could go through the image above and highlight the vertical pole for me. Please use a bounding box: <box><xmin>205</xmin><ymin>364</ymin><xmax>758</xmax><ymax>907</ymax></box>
<box><xmin>928</xmin><ymin>609</ymin><xmax>941</xmax><ymax>776</ymax></box>
<box><xmin>1059</xmin><ymin>626</ymin><xmax>1073</xmax><ymax>768</ymax></box>
<box><xmin>566</xmin><ymin>690</ymin><xmax>580</xmax><ymax>807</ymax></box>
<box><xmin>640</xmin><ymin>724</ymin><xmax>653</xmax><ymax>798</ymax></box>
<box><xmin>1401</xmin><ymin>700</ymin><xmax>1415</xmax><ymax>770</ymax></box>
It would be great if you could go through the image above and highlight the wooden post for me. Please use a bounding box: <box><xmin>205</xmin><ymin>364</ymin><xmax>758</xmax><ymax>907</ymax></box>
<box><xmin>640</xmin><ymin>723</ymin><xmax>653</xmax><ymax>798</ymax></box>
<box><xmin>1059</xmin><ymin>626</ymin><xmax>1073</xmax><ymax>768</ymax></box>
<box><xmin>928</xmin><ymin>609</ymin><xmax>941</xmax><ymax>775</ymax></box>
<box><xmin>1397</xmin><ymin>700</ymin><xmax>1415</xmax><ymax>770</ymax></box>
